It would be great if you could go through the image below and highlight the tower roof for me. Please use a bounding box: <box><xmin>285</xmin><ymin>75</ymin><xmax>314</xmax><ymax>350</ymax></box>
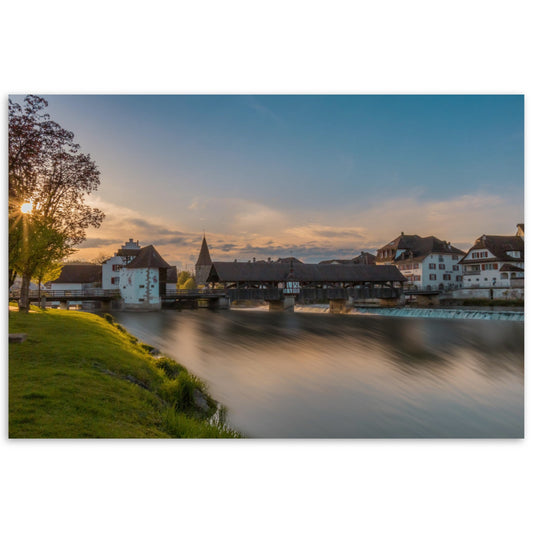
<box><xmin>195</xmin><ymin>236</ymin><xmax>213</xmax><ymax>266</ymax></box>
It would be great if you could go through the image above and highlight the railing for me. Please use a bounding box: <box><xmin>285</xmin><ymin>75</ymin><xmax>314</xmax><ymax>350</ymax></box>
<box><xmin>164</xmin><ymin>288</ymin><xmax>228</xmax><ymax>298</ymax></box>
<box><xmin>10</xmin><ymin>289</ymin><xmax>121</xmax><ymax>299</ymax></box>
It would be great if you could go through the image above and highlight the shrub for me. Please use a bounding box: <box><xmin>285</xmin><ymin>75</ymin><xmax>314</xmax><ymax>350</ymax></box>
<box><xmin>155</xmin><ymin>357</ymin><xmax>186</xmax><ymax>379</ymax></box>
<box><xmin>159</xmin><ymin>373</ymin><xmax>200</xmax><ymax>410</ymax></box>
<box><xmin>103</xmin><ymin>313</ymin><xmax>115</xmax><ymax>324</ymax></box>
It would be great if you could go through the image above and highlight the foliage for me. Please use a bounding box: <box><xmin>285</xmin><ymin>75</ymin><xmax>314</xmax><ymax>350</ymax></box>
<box><xmin>177</xmin><ymin>271</ymin><xmax>197</xmax><ymax>289</ymax></box>
<box><xmin>182</xmin><ymin>277</ymin><xmax>197</xmax><ymax>290</ymax></box>
<box><xmin>9</xmin><ymin>95</ymin><xmax>104</xmax><ymax>311</ymax></box>
<box><xmin>155</xmin><ymin>357</ymin><xmax>187</xmax><ymax>379</ymax></box>
<box><xmin>9</xmin><ymin>310</ymin><xmax>240</xmax><ymax>438</ymax></box>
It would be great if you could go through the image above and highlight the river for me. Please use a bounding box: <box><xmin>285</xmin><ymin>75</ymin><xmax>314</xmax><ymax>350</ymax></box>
<box><xmin>107</xmin><ymin>309</ymin><xmax>524</xmax><ymax>438</ymax></box>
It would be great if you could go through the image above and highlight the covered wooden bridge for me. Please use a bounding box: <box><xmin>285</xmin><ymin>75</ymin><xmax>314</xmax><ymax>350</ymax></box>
<box><xmin>205</xmin><ymin>262</ymin><xmax>406</xmax><ymax>311</ymax></box>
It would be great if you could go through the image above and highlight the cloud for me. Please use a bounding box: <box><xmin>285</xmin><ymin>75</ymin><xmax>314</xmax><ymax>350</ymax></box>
<box><xmin>73</xmin><ymin>191</ymin><xmax>522</xmax><ymax>266</ymax></box>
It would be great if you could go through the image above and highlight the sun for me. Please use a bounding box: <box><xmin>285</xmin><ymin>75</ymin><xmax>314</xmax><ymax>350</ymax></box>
<box><xmin>20</xmin><ymin>201</ymin><xmax>33</xmax><ymax>214</ymax></box>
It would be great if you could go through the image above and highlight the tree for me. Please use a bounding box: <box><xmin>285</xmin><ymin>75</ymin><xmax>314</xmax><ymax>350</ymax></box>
<box><xmin>9</xmin><ymin>95</ymin><xmax>104</xmax><ymax>311</ymax></box>
<box><xmin>182</xmin><ymin>277</ymin><xmax>197</xmax><ymax>290</ymax></box>
<box><xmin>177</xmin><ymin>271</ymin><xmax>197</xmax><ymax>289</ymax></box>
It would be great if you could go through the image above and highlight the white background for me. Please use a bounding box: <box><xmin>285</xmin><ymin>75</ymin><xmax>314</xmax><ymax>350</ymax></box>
<box><xmin>2</xmin><ymin>1</ymin><xmax>531</xmax><ymax>532</ymax></box>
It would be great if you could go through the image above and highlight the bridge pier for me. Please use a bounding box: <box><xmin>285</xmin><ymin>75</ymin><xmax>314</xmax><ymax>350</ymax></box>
<box><xmin>100</xmin><ymin>300</ymin><xmax>112</xmax><ymax>312</ymax></box>
<box><xmin>208</xmin><ymin>296</ymin><xmax>230</xmax><ymax>310</ymax></box>
<box><xmin>59</xmin><ymin>301</ymin><xmax>69</xmax><ymax>310</ymax></box>
<box><xmin>269</xmin><ymin>296</ymin><xmax>295</xmax><ymax>312</ymax></box>
<box><xmin>329</xmin><ymin>299</ymin><xmax>352</xmax><ymax>314</ymax></box>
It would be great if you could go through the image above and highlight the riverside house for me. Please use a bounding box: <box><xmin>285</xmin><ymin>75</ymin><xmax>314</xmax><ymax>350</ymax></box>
<box><xmin>458</xmin><ymin>224</ymin><xmax>524</xmax><ymax>290</ymax></box>
<box><xmin>376</xmin><ymin>233</ymin><xmax>465</xmax><ymax>291</ymax></box>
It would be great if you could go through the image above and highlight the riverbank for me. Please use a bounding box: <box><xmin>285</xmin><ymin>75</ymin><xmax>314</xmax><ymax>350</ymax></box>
<box><xmin>9</xmin><ymin>308</ymin><xmax>240</xmax><ymax>438</ymax></box>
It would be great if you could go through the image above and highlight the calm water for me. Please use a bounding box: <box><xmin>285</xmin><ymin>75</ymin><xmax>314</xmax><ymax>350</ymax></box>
<box><xmin>108</xmin><ymin>309</ymin><xmax>524</xmax><ymax>438</ymax></box>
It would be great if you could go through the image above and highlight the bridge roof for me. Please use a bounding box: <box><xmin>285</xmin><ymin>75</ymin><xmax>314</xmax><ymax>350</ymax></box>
<box><xmin>208</xmin><ymin>262</ymin><xmax>406</xmax><ymax>283</ymax></box>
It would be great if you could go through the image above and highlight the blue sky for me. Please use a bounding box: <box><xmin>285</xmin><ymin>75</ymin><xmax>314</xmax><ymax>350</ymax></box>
<box><xmin>22</xmin><ymin>94</ymin><xmax>524</xmax><ymax>268</ymax></box>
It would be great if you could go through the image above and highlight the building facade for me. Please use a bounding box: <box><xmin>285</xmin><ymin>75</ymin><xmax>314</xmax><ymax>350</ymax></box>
<box><xmin>102</xmin><ymin>238</ymin><xmax>141</xmax><ymax>289</ymax></box>
<box><xmin>119</xmin><ymin>245</ymin><xmax>172</xmax><ymax>310</ymax></box>
<box><xmin>376</xmin><ymin>233</ymin><xmax>465</xmax><ymax>291</ymax></box>
<box><xmin>459</xmin><ymin>225</ymin><xmax>524</xmax><ymax>289</ymax></box>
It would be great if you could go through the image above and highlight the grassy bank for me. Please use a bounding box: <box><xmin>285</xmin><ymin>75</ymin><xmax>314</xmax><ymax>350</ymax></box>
<box><xmin>9</xmin><ymin>308</ymin><xmax>240</xmax><ymax>438</ymax></box>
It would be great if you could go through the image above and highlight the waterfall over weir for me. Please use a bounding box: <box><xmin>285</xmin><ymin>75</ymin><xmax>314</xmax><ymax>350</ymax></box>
<box><xmin>293</xmin><ymin>304</ymin><xmax>523</xmax><ymax>321</ymax></box>
<box><xmin>353</xmin><ymin>307</ymin><xmax>524</xmax><ymax>321</ymax></box>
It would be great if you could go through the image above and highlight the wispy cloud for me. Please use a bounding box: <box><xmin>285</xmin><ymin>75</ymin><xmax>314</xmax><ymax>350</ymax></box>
<box><xmin>75</xmin><ymin>192</ymin><xmax>523</xmax><ymax>268</ymax></box>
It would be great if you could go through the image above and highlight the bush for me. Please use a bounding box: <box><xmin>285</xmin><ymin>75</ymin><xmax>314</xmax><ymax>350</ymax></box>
<box><xmin>155</xmin><ymin>357</ymin><xmax>186</xmax><ymax>379</ymax></box>
<box><xmin>161</xmin><ymin>408</ymin><xmax>241</xmax><ymax>438</ymax></box>
<box><xmin>103</xmin><ymin>313</ymin><xmax>115</xmax><ymax>324</ymax></box>
<box><xmin>159</xmin><ymin>373</ymin><xmax>201</xmax><ymax>410</ymax></box>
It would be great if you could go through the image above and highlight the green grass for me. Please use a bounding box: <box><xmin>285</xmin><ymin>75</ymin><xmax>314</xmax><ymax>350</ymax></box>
<box><xmin>9</xmin><ymin>309</ymin><xmax>241</xmax><ymax>438</ymax></box>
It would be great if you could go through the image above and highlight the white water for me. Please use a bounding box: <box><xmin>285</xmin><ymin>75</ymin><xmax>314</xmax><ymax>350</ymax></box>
<box><xmin>293</xmin><ymin>304</ymin><xmax>524</xmax><ymax>321</ymax></box>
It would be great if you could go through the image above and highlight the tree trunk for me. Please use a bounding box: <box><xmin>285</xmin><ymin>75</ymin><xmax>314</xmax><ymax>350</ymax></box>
<box><xmin>38</xmin><ymin>277</ymin><xmax>43</xmax><ymax>308</ymax></box>
<box><xmin>9</xmin><ymin>268</ymin><xmax>17</xmax><ymax>291</ymax></box>
<box><xmin>19</xmin><ymin>273</ymin><xmax>31</xmax><ymax>313</ymax></box>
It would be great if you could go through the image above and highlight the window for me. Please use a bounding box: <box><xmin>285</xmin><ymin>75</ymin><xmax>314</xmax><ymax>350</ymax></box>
<box><xmin>443</xmin><ymin>274</ymin><xmax>451</xmax><ymax>280</ymax></box>
<box><xmin>439</xmin><ymin>264</ymin><xmax>445</xmax><ymax>270</ymax></box>
<box><xmin>429</xmin><ymin>263</ymin><xmax>436</xmax><ymax>269</ymax></box>
<box><xmin>112</xmin><ymin>264</ymin><xmax>122</xmax><ymax>272</ymax></box>
<box><xmin>111</xmin><ymin>277</ymin><xmax>119</xmax><ymax>285</ymax></box>
<box><xmin>138</xmin><ymin>298</ymin><xmax>145</xmax><ymax>302</ymax></box>
<box><xmin>139</xmin><ymin>285</ymin><xmax>145</xmax><ymax>288</ymax></box>
<box><xmin>438</xmin><ymin>255</ymin><xmax>444</xmax><ymax>262</ymax></box>
<box><xmin>453</xmin><ymin>265</ymin><xmax>459</xmax><ymax>271</ymax></box>
<box><xmin>414</xmin><ymin>275</ymin><xmax>421</xmax><ymax>281</ymax></box>
<box><xmin>501</xmin><ymin>273</ymin><xmax>508</xmax><ymax>279</ymax></box>
<box><xmin>429</xmin><ymin>274</ymin><xmax>436</xmax><ymax>281</ymax></box>
<box><xmin>413</xmin><ymin>263</ymin><xmax>419</xmax><ymax>269</ymax></box>
<box><xmin>452</xmin><ymin>254</ymin><xmax>458</xmax><ymax>260</ymax></box>
<box><xmin>456</xmin><ymin>275</ymin><xmax>462</xmax><ymax>282</ymax></box>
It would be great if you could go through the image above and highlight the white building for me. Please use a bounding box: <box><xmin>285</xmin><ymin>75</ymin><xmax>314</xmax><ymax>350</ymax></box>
<box><xmin>119</xmin><ymin>245</ymin><xmax>172</xmax><ymax>310</ymax></box>
<box><xmin>376</xmin><ymin>233</ymin><xmax>465</xmax><ymax>291</ymax></box>
<box><xmin>459</xmin><ymin>226</ymin><xmax>524</xmax><ymax>289</ymax></box>
<box><xmin>102</xmin><ymin>238</ymin><xmax>141</xmax><ymax>290</ymax></box>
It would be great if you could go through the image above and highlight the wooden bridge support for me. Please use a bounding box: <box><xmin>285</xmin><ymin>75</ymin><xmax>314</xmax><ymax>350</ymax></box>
<box><xmin>329</xmin><ymin>299</ymin><xmax>352</xmax><ymax>314</ymax></box>
<box><xmin>269</xmin><ymin>296</ymin><xmax>295</xmax><ymax>312</ymax></box>
<box><xmin>207</xmin><ymin>296</ymin><xmax>230</xmax><ymax>310</ymax></box>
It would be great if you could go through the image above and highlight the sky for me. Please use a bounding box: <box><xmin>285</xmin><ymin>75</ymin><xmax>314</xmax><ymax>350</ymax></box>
<box><xmin>18</xmin><ymin>94</ymin><xmax>524</xmax><ymax>269</ymax></box>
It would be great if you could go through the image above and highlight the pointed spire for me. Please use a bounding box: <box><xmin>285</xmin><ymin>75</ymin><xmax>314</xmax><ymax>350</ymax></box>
<box><xmin>196</xmin><ymin>235</ymin><xmax>213</xmax><ymax>267</ymax></box>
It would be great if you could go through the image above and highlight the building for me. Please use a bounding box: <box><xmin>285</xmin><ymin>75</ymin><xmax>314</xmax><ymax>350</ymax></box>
<box><xmin>376</xmin><ymin>233</ymin><xmax>465</xmax><ymax>291</ymax></box>
<box><xmin>459</xmin><ymin>225</ymin><xmax>524</xmax><ymax>289</ymax></box>
<box><xmin>320</xmin><ymin>251</ymin><xmax>376</xmax><ymax>265</ymax></box>
<box><xmin>195</xmin><ymin>235</ymin><xmax>213</xmax><ymax>286</ymax></box>
<box><xmin>119</xmin><ymin>245</ymin><xmax>172</xmax><ymax>310</ymax></box>
<box><xmin>50</xmin><ymin>264</ymin><xmax>102</xmax><ymax>291</ymax></box>
<box><xmin>102</xmin><ymin>238</ymin><xmax>142</xmax><ymax>289</ymax></box>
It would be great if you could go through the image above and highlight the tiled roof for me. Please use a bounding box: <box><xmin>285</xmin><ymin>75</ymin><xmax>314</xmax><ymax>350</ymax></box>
<box><xmin>207</xmin><ymin>262</ymin><xmax>406</xmax><ymax>283</ymax></box>
<box><xmin>377</xmin><ymin>234</ymin><xmax>464</xmax><ymax>261</ymax></box>
<box><xmin>125</xmin><ymin>245</ymin><xmax>171</xmax><ymax>269</ymax></box>
<box><xmin>51</xmin><ymin>264</ymin><xmax>102</xmax><ymax>284</ymax></box>
<box><xmin>459</xmin><ymin>235</ymin><xmax>524</xmax><ymax>264</ymax></box>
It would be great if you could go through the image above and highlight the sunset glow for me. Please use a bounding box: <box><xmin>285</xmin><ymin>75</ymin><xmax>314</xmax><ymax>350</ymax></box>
<box><xmin>20</xmin><ymin>201</ymin><xmax>33</xmax><ymax>214</ymax></box>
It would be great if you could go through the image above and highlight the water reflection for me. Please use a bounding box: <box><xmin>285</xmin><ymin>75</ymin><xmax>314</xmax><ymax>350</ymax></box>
<box><xmin>108</xmin><ymin>309</ymin><xmax>524</xmax><ymax>438</ymax></box>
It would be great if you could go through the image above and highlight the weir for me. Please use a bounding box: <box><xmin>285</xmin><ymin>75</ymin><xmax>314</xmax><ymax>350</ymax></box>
<box><xmin>354</xmin><ymin>307</ymin><xmax>524</xmax><ymax>321</ymax></box>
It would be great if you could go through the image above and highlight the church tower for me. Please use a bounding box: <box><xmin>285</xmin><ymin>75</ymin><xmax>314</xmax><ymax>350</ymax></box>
<box><xmin>195</xmin><ymin>235</ymin><xmax>213</xmax><ymax>286</ymax></box>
